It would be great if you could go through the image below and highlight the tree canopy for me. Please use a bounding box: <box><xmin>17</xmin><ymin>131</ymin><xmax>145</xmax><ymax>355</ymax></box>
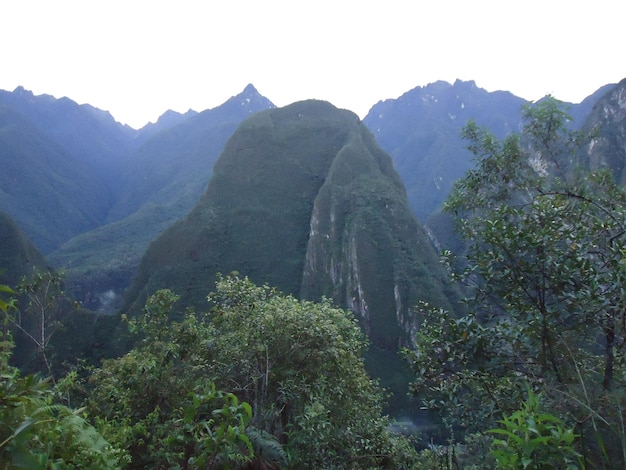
<box><xmin>87</xmin><ymin>275</ymin><xmax>416</xmax><ymax>469</ymax></box>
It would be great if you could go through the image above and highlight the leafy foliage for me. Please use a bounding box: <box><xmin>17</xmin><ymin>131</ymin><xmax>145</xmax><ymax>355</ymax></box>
<box><xmin>490</xmin><ymin>389</ymin><xmax>581</xmax><ymax>469</ymax></box>
<box><xmin>405</xmin><ymin>97</ymin><xmax>626</xmax><ymax>467</ymax></box>
<box><xmin>0</xmin><ymin>268</ymin><xmax>85</xmax><ymax>378</ymax></box>
<box><xmin>0</xmin><ymin>283</ymin><xmax>16</xmax><ymax>315</ymax></box>
<box><xmin>0</xmin><ymin>283</ymin><xmax>125</xmax><ymax>468</ymax></box>
<box><xmin>206</xmin><ymin>274</ymin><xmax>417</xmax><ymax>468</ymax></box>
<box><xmin>87</xmin><ymin>289</ymin><xmax>254</xmax><ymax>469</ymax></box>
<box><xmin>88</xmin><ymin>276</ymin><xmax>417</xmax><ymax>468</ymax></box>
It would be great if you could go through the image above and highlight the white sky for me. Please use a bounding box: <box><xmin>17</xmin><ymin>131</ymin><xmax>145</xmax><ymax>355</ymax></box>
<box><xmin>1</xmin><ymin>0</ymin><xmax>624</xmax><ymax>129</ymax></box>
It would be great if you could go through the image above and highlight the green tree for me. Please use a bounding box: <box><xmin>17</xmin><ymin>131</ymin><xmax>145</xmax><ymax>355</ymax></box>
<box><xmin>206</xmin><ymin>274</ymin><xmax>416</xmax><ymax>469</ymax></box>
<box><xmin>87</xmin><ymin>289</ymin><xmax>254</xmax><ymax>469</ymax></box>
<box><xmin>405</xmin><ymin>97</ymin><xmax>626</xmax><ymax>467</ymax></box>
<box><xmin>447</xmin><ymin>97</ymin><xmax>626</xmax><ymax>391</ymax></box>
<box><xmin>88</xmin><ymin>276</ymin><xmax>417</xmax><ymax>469</ymax></box>
<box><xmin>4</xmin><ymin>269</ymin><xmax>76</xmax><ymax>378</ymax></box>
<box><xmin>0</xmin><ymin>283</ymin><xmax>125</xmax><ymax>468</ymax></box>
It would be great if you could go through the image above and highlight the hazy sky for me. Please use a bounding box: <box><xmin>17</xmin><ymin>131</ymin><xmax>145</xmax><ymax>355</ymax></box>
<box><xmin>1</xmin><ymin>0</ymin><xmax>624</xmax><ymax>129</ymax></box>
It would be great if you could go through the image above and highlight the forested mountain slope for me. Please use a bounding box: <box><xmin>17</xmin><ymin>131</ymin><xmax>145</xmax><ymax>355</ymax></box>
<box><xmin>123</xmin><ymin>100</ymin><xmax>461</xmax><ymax>411</ymax></box>
<box><xmin>47</xmin><ymin>85</ymin><xmax>275</xmax><ymax>310</ymax></box>
<box><xmin>0</xmin><ymin>211</ymin><xmax>49</xmax><ymax>287</ymax></box>
<box><xmin>0</xmin><ymin>106</ymin><xmax>111</xmax><ymax>253</ymax></box>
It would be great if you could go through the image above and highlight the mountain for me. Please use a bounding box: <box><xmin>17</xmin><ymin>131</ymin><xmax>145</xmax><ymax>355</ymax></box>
<box><xmin>0</xmin><ymin>86</ymin><xmax>157</xmax><ymax>254</ymax></box>
<box><xmin>0</xmin><ymin>85</ymin><xmax>268</xmax><ymax>261</ymax></box>
<box><xmin>2</xmin><ymin>79</ymin><xmax>615</xmax><ymax>315</ymax></box>
<box><xmin>579</xmin><ymin>79</ymin><xmax>626</xmax><ymax>183</ymax></box>
<box><xmin>47</xmin><ymin>84</ymin><xmax>275</xmax><ymax>311</ymax></box>
<box><xmin>134</xmin><ymin>108</ymin><xmax>199</xmax><ymax>144</ymax></box>
<box><xmin>123</xmin><ymin>100</ymin><xmax>461</xmax><ymax>413</ymax></box>
<box><xmin>363</xmin><ymin>80</ymin><xmax>528</xmax><ymax>222</ymax></box>
<box><xmin>107</xmin><ymin>84</ymin><xmax>274</xmax><ymax>222</ymax></box>
<box><xmin>0</xmin><ymin>86</ymin><xmax>136</xmax><ymax>187</ymax></box>
<box><xmin>0</xmin><ymin>105</ymin><xmax>113</xmax><ymax>253</ymax></box>
<box><xmin>363</xmin><ymin>80</ymin><xmax>613</xmax><ymax>224</ymax></box>
<box><xmin>568</xmin><ymin>83</ymin><xmax>616</xmax><ymax>128</ymax></box>
<box><xmin>0</xmin><ymin>211</ymin><xmax>49</xmax><ymax>287</ymax></box>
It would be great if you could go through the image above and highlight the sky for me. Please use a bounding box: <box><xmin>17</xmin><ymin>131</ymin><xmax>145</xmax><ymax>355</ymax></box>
<box><xmin>1</xmin><ymin>0</ymin><xmax>624</xmax><ymax>129</ymax></box>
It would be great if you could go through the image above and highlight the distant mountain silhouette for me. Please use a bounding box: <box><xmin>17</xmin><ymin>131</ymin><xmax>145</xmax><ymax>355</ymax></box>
<box><xmin>363</xmin><ymin>80</ymin><xmax>527</xmax><ymax>222</ymax></box>
<box><xmin>0</xmin><ymin>86</ymin><xmax>136</xmax><ymax>183</ymax></box>
<box><xmin>134</xmin><ymin>108</ymin><xmax>199</xmax><ymax>144</ymax></box>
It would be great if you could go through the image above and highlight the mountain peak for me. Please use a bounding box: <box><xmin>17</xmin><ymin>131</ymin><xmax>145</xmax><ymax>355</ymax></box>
<box><xmin>242</xmin><ymin>83</ymin><xmax>258</xmax><ymax>95</ymax></box>
<box><xmin>453</xmin><ymin>78</ymin><xmax>477</xmax><ymax>88</ymax></box>
<box><xmin>225</xmin><ymin>83</ymin><xmax>275</xmax><ymax>112</ymax></box>
<box><xmin>13</xmin><ymin>85</ymin><xmax>31</xmax><ymax>95</ymax></box>
<box><xmin>156</xmin><ymin>108</ymin><xmax>196</xmax><ymax>125</ymax></box>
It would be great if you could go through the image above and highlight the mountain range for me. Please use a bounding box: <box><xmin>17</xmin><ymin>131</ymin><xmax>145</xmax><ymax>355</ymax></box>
<box><xmin>0</xmin><ymin>84</ymin><xmax>274</xmax><ymax>310</ymax></box>
<box><xmin>364</xmin><ymin>79</ymin><xmax>614</xmax><ymax>223</ymax></box>
<box><xmin>1</xmin><ymin>80</ymin><xmax>617</xmax><ymax>311</ymax></box>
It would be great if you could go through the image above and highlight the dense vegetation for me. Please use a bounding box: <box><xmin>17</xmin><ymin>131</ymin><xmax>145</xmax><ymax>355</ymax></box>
<box><xmin>1</xmin><ymin>283</ymin><xmax>126</xmax><ymax>468</ymax></box>
<box><xmin>3</xmin><ymin>82</ymin><xmax>626</xmax><ymax>467</ymax></box>
<box><xmin>2</xmin><ymin>275</ymin><xmax>418</xmax><ymax>468</ymax></box>
<box><xmin>405</xmin><ymin>97</ymin><xmax>626</xmax><ymax>468</ymax></box>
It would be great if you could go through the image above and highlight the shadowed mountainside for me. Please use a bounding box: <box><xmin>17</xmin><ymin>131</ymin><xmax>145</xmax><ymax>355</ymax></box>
<box><xmin>0</xmin><ymin>211</ymin><xmax>49</xmax><ymax>287</ymax></box>
<box><xmin>47</xmin><ymin>85</ymin><xmax>275</xmax><ymax>311</ymax></box>
<box><xmin>0</xmin><ymin>106</ymin><xmax>112</xmax><ymax>253</ymax></box>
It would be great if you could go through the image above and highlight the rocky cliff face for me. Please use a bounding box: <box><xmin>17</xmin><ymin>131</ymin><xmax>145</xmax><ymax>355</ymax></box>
<box><xmin>580</xmin><ymin>80</ymin><xmax>626</xmax><ymax>184</ymax></box>
<box><xmin>298</xmin><ymin>124</ymin><xmax>454</xmax><ymax>349</ymax></box>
